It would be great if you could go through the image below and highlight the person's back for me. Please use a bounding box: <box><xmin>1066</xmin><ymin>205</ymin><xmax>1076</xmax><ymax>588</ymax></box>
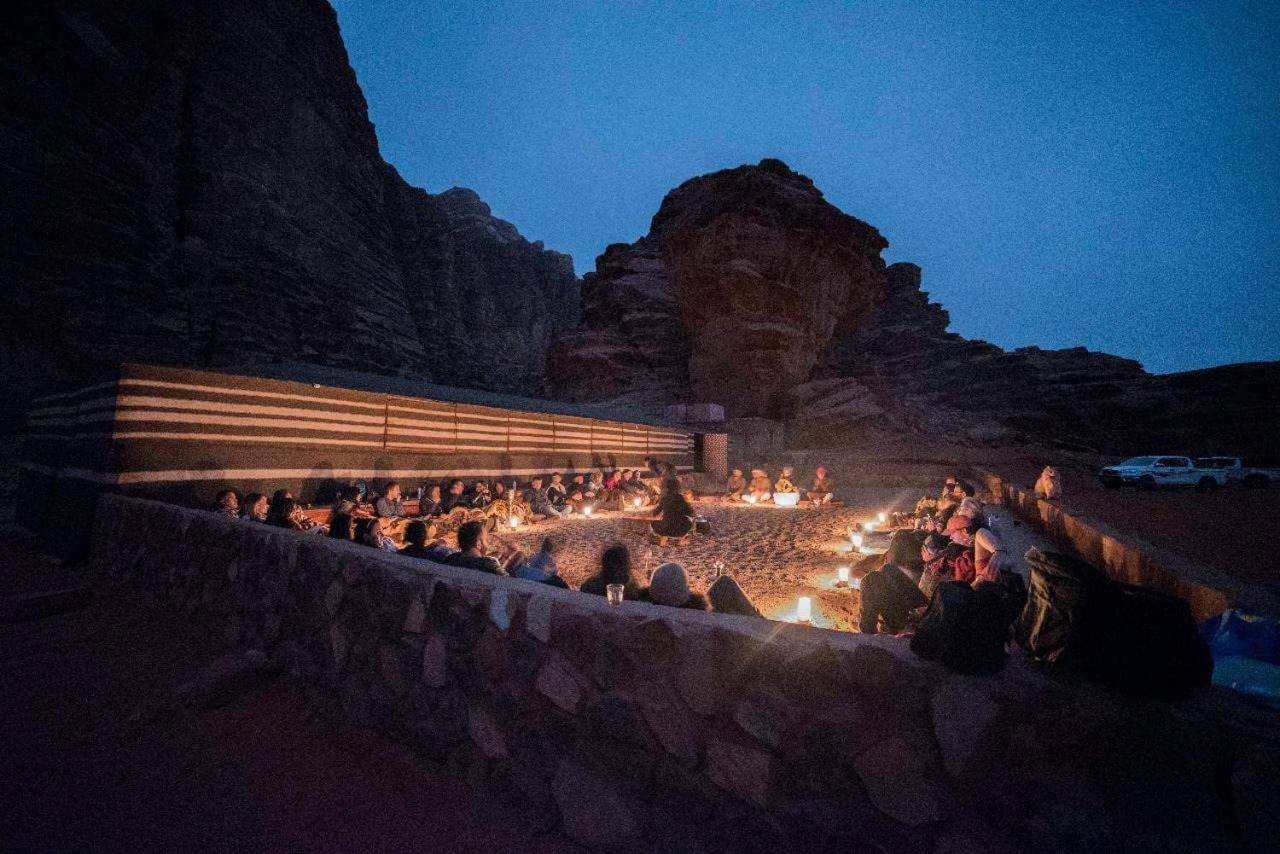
<box><xmin>708</xmin><ymin>575</ymin><xmax>761</xmax><ymax>617</ymax></box>
<box><xmin>444</xmin><ymin>520</ymin><xmax>504</xmax><ymax>574</ymax></box>
<box><xmin>581</xmin><ymin>544</ymin><xmax>642</xmax><ymax>598</ymax></box>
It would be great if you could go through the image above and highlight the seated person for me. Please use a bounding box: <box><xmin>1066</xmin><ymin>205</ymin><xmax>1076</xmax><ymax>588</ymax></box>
<box><xmin>546</xmin><ymin>473</ymin><xmax>568</xmax><ymax>508</ymax></box>
<box><xmin>419</xmin><ymin>484</ymin><xmax>444</xmax><ymax>517</ymax></box>
<box><xmin>972</xmin><ymin>526</ymin><xmax>1005</xmax><ymax>587</ymax></box>
<box><xmin>881</xmin><ymin>528</ymin><xmax>930</xmax><ymax>581</ymax></box>
<box><xmin>354</xmin><ymin>516</ymin><xmax>398</xmax><ymax>551</ymax></box>
<box><xmin>918</xmin><ymin>532</ymin><xmax>968</xmax><ymax>599</ymax></box>
<box><xmin>859</xmin><ymin>561</ymin><xmax>929</xmax><ymax>634</ymax></box>
<box><xmin>332</xmin><ymin>485</ymin><xmax>368</xmax><ymax>517</ymax></box>
<box><xmin>650</xmin><ymin>477</ymin><xmax>695</xmax><ymax>542</ymax></box>
<box><xmin>328</xmin><ymin>512</ymin><xmax>355</xmax><ymax>541</ymax></box>
<box><xmin>774</xmin><ymin>466</ymin><xmax>799</xmax><ymax>495</ymax></box>
<box><xmin>641</xmin><ymin>562</ymin><xmax>707</xmax><ymax>610</ymax></box>
<box><xmin>490</xmin><ymin>481</ymin><xmax>509</xmax><ymax>504</ymax></box>
<box><xmin>439</xmin><ymin>479</ymin><xmax>468</xmax><ymax>514</ymax></box>
<box><xmin>212</xmin><ymin>489</ymin><xmax>239</xmax><ymax>519</ymax></box>
<box><xmin>618</xmin><ymin>470</ymin><xmax>647</xmax><ymax>496</ymax></box>
<box><xmin>580</xmin><ymin>544</ymin><xmax>644</xmax><ymax>599</ymax></box>
<box><xmin>465</xmin><ymin>480</ymin><xmax>492</xmax><ymax>509</ymax></box>
<box><xmin>724</xmin><ymin>469</ymin><xmax>746</xmax><ymax>501</ymax></box>
<box><xmin>398</xmin><ymin>520</ymin><xmax>456</xmax><ymax>561</ymax></box>
<box><xmin>806</xmin><ymin>467</ymin><xmax>834</xmax><ymax>504</ymax></box>
<box><xmin>587</xmin><ymin>471</ymin><xmax>606</xmax><ymax>497</ymax></box>
<box><xmin>510</xmin><ymin>536</ymin><xmax>569</xmax><ymax>588</ymax></box>
<box><xmin>265</xmin><ymin>495</ymin><xmax>305</xmax><ymax>531</ymax></box>
<box><xmin>375</xmin><ymin>481</ymin><xmax>408</xmax><ymax>519</ymax></box>
<box><xmin>524</xmin><ymin>477</ymin><xmax>564</xmax><ymax>518</ymax></box>
<box><xmin>747</xmin><ymin>469</ymin><xmax>772</xmax><ymax>502</ymax></box>
<box><xmin>604</xmin><ymin>469</ymin><xmax>624</xmax><ymax>491</ymax></box>
<box><xmin>708</xmin><ymin>575</ymin><xmax>761</xmax><ymax>617</ymax></box>
<box><xmin>241</xmin><ymin>493</ymin><xmax>269</xmax><ymax>522</ymax></box>
<box><xmin>443</xmin><ymin>520</ymin><xmax>511</xmax><ymax>575</ymax></box>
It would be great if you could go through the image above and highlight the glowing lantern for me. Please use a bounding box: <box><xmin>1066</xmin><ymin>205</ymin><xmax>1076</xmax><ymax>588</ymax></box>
<box><xmin>745</xmin><ymin>495</ymin><xmax>758</xmax><ymax>505</ymax></box>
<box><xmin>878</xmin><ymin>511</ymin><xmax>887</xmax><ymax>524</ymax></box>
<box><xmin>851</xmin><ymin>533</ymin><xmax>864</xmax><ymax>549</ymax></box>
<box><xmin>583</xmin><ymin>505</ymin><xmax>594</xmax><ymax>517</ymax></box>
<box><xmin>508</xmin><ymin>516</ymin><xmax>519</xmax><ymax>529</ymax></box>
<box><xmin>632</xmin><ymin>496</ymin><xmax>643</xmax><ymax>508</ymax></box>
<box><xmin>796</xmin><ymin>596</ymin><xmax>812</xmax><ymax>622</ymax></box>
<box><xmin>837</xmin><ymin>566</ymin><xmax>850</xmax><ymax>584</ymax></box>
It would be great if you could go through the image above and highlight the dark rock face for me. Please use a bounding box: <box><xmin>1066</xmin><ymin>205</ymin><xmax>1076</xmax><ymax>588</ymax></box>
<box><xmin>0</xmin><ymin>0</ymin><xmax>577</xmax><ymax>427</ymax></box>
<box><xmin>553</xmin><ymin>159</ymin><xmax>889</xmax><ymax>417</ymax></box>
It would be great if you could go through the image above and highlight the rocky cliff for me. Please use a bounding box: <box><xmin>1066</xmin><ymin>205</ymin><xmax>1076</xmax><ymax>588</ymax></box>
<box><xmin>553</xmin><ymin>163</ymin><xmax>1279</xmax><ymax>458</ymax></box>
<box><xmin>0</xmin><ymin>0</ymin><xmax>577</xmax><ymax>428</ymax></box>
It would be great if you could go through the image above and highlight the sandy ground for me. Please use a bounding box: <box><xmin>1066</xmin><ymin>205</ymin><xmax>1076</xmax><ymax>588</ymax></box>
<box><xmin>0</xmin><ymin>579</ymin><xmax>578</xmax><ymax>853</ymax></box>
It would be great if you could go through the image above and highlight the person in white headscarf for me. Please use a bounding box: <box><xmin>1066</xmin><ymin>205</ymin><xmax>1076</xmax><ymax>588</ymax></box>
<box><xmin>642</xmin><ymin>562</ymin><xmax>708</xmax><ymax>610</ymax></box>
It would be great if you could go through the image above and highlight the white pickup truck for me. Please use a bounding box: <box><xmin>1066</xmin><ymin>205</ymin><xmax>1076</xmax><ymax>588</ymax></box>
<box><xmin>1193</xmin><ymin>457</ymin><xmax>1280</xmax><ymax>490</ymax></box>
<box><xmin>1097</xmin><ymin>456</ymin><xmax>1225</xmax><ymax>492</ymax></box>
<box><xmin>1099</xmin><ymin>455</ymin><xmax>1280</xmax><ymax>492</ymax></box>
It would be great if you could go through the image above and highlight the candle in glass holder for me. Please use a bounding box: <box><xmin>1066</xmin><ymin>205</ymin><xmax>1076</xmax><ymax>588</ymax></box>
<box><xmin>508</xmin><ymin>515</ymin><xmax>519</xmax><ymax>529</ymax></box>
<box><xmin>878</xmin><ymin>511</ymin><xmax>887</xmax><ymax>524</ymax></box>
<box><xmin>837</xmin><ymin>566</ymin><xmax>850</xmax><ymax>584</ymax></box>
<box><xmin>745</xmin><ymin>494</ymin><xmax>757</xmax><ymax>505</ymax></box>
<box><xmin>583</xmin><ymin>505</ymin><xmax>594</xmax><ymax>517</ymax></box>
<box><xmin>851</xmin><ymin>533</ymin><xmax>864</xmax><ymax>549</ymax></box>
<box><xmin>796</xmin><ymin>596</ymin><xmax>812</xmax><ymax>622</ymax></box>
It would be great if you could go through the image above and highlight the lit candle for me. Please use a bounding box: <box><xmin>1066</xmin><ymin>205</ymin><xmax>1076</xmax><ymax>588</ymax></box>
<box><xmin>633</xmin><ymin>496</ymin><xmax>643</xmax><ymax>508</ymax></box>
<box><xmin>878</xmin><ymin>511</ymin><xmax>887</xmax><ymax>524</ymax></box>
<box><xmin>583</xmin><ymin>505</ymin><xmax>594</xmax><ymax>517</ymax></box>
<box><xmin>851</xmin><ymin>533</ymin><xmax>864</xmax><ymax>549</ymax></box>
<box><xmin>745</xmin><ymin>495</ymin><xmax>757</xmax><ymax>505</ymax></box>
<box><xmin>796</xmin><ymin>596</ymin><xmax>812</xmax><ymax>622</ymax></box>
<box><xmin>508</xmin><ymin>516</ymin><xmax>519</xmax><ymax>529</ymax></box>
<box><xmin>837</xmin><ymin>566</ymin><xmax>850</xmax><ymax>584</ymax></box>
<box><xmin>863</xmin><ymin>520</ymin><xmax>876</xmax><ymax>533</ymax></box>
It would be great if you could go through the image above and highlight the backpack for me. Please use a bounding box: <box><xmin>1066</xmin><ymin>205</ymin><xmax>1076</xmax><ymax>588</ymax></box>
<box><xmin>911</xmin><ymin>582</ymin><xmax>1008</xmax><ymax>675</ymax></box>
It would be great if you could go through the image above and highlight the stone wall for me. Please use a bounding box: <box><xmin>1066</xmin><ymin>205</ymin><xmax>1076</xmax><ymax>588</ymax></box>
<box><xmin>91</xmin><ymin>495</ymin><xmax>1279</xmax><ymax>852</ymax></box>
<box><xmin>973</xmin><ymin>468</ymin><xmax>1280</xmax><ymax>621</ymax></box>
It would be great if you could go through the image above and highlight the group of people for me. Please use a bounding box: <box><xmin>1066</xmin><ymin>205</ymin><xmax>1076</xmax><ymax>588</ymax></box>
<box><xmin>858</xmin><ymin>476</ymin><xmax>1008</xmax><ymax>634</ymax></box>
<box><xmin>209</xmin><ymin>474</ymin><xmax>760</xmax><ymax>616</ymax></box>
<box><xmin>723</xmin><ymin>465</ymin><xmax>835</xmax><ymax>505</ymax></box>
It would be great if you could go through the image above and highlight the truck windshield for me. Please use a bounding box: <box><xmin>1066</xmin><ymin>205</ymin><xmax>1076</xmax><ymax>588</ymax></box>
<box><xmin>1119</xmin><ymin>457</ymin><xmax>1158</xmax><ymax>466</ymax></box>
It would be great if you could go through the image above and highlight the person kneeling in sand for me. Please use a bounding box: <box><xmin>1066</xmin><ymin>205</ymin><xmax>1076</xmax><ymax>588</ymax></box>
<box><xmin>747</xmin><ymin>468</ymin><xmax>772</xmax><ymax>503</ymax></box>
<box><xmin>806</xmin><ymin>466</ymin><xmax>834</xmax><ymax>504</ymax></box>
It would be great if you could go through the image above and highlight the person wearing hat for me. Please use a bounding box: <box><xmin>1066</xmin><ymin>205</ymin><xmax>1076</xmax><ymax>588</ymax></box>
<box><xmin>747</xmin><ymin>468</ymin><xmax>772</xmax><ymax>503</ymax></box>
<box><xmin>806</xmin><ymin>466</ymin><xmax>834</xmax><ymax>505</ymax></box>
<box><xmin>642</xmin><ymin>562</ymin><xmax>708</xmax><ymax>610</ymax></box>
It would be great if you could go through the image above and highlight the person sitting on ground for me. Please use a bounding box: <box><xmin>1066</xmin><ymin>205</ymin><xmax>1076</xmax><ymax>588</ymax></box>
<box><xmin>419</xmin><ymin>484</ymin><xmax>444</xmax><ymax>517</ymax></box>
<box><xmin>490</xmin><ymin>481</ymin><xmax>508</xmax><ymax>504</ymax></box>
<box><xmin>650</xmin><ymin>476</ymin><xmax>695</xmax><ymax>544</ymax></box>
<box><xmin>241</xmin><ymin>493</ymin><xmax>269</xmax><ymax>523</ymax></box>
<box><xmin>972</xmin><ymin>526</ymin><xmax>1006</xmax><ymax>587</ymax></box>
<box><xmin>332</xmin><ymin>485</ymin><xmax>367</xmax><ymax>518</ymax></box>
<box><xmin>724</xmin><ymin>468</ymin><xmax>747</xmax><ymax>501</ymax></box>
<box><xmin>642</xmin><ymin>562</ymin><xmax>708</xmax><ymax>610</ymax></box>
<box><xmin>881</xmin><ymin>527</ymin><xmax>931</xmax><ymax>581</ymax></box>
<box><xmin>708</xmin><ymin>575</ymin><xmax>762</xmax><ymax>617</ymax></box>
<box><xmin>266</xmin><ymin>495</ymin><xmax>305</xmax><ymax>531</ymax></box>
<box><xmin>375</xmin><ymin>481</ymin><xmax>408</xmax><ymax>519</ymax></box>
<box><xmin>859</xmin><ymin>559</ymin><xmax>929</xmax><ymax>634</ymax></box>
<box><xmin>328</xmin><ymin>512</ymin><xmax>355</xmax><ymax>541</ymax></box>
<box><xmin>546</xmin><ymin>473</ymin><xmax>568</xmax><ymax>508</ymax></box>
<box><xmin>212</xmin><ymin>489</ymin><xmax>239</xmax><ymax>519</ymax></box>
<box><xmin>587</xmin><ymin>471</ymin><xmax>606</xmax><ymax>497</ymax></box>
<box><xmin>439</xmin><ymin>479</ymin><xmax>468</xmax><ymax>514</ymax></box>
<box><xmin>354</xmin><ymin>516</ymin><xmax>398</xmax><ymax>551</ymax></box>
<box><xmin>466</xmin><ymin>480</ymin><xmax>492</xmax><ymax>509</ymax></box>
<box><xmin>511</xmin><ymin>537</ymin><xmax>570</xmax><ymax>588</ymax></box>
<box><xmin>617</xmin><ymin>470</ymin><xmax>645</xmax><ymax>496</ymax></box>
<box><xmin>580</xmin><ymin>544</ymin><xmax>645</xmax><ymax>599</ymax></box>
<box><xmin>272</xmin><ymin>488</ymin><xmax>323</xmax><ymax>532</ymax></box>
<box><xmin>807</xmin><ymin>467</ymin><xmax>834</xmax><ymax>505</ymax></box>
<box><xmin>443</xmin><ymin>520</ymin><xmax>511</xmax><ymax>575</ymax></box>
<box><xmin>605</xmin><ymin>469</ymin><xmax>623</xmax><ymax>491</ymax></box>
<box><xmin>565</xmin><ymin>475</ymin><xmax>588</xmax><ymax>510</ymax></box>
<box><xmin>747</xmin><ymin>468</ymin><xmax>772</xmax><ymax>502</ymax></box>
<box><xmin>918</xmin><ymin>532</ymin><xmax>966</xmax><ymax>599</ymax></box>
<box><xmin>774</xmin><ymin>466</ymin><xmax>799</xmax><ymax>496</ymax></box>
<box><xmin>524</xmin><ymin>476</ymin><xmax>564</xmax><ymax>518</ymax></box>
<box><xmin>398</xmin><ymin>519</ymin><xmax>450</xmax><ymax>560</ymax></box>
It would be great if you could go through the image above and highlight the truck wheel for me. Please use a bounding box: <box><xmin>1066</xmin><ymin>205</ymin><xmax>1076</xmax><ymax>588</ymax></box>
<box><xmin>1244</xmin><ymin>474</ymin><xmax>1269</xmax><ymax>490</ymax></box>
<box><xmin>1196</xmin><ymin>477</ymin><xmax>1217</xmax><ymax>494</ymax></box>
<box><xmin>1138</xmin><ymin>475</ymin><xmax>1156</xmax><ymax>491</ymax></box>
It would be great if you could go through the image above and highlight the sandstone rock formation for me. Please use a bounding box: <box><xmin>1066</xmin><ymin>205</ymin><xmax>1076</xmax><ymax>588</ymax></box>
<box><xmin>552</xmin><ymin>159</ymin><xmax>888</xmax><ymax>417</ymax></box>
<box><xmin>0</xmin><ymin>0</ymin><xmax>577</xmax><ymax>429</ymax></box>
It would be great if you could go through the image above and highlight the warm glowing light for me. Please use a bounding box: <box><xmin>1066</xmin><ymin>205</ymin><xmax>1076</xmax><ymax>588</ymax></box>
<box><xmin>745</xmin><ymin>495</ymin><xmax>758</xmax><ymax>505</ymax></box>
<box><xmin>863</xmin><ymin>520</ymin><xmax>876</xmax><ymax>533</ymax></box>
<box><xmin>774</xmin><ymin>492</ymin><xmax>800</xmax><ymax>507</ymax></box>
<box><xmin>858</xmin><ymin>545</ymin><xmax>873</xmax><ymax>555</ymax></box>
<box><xmin>851</xmin><ymin>533</ymin><xmax>864</xmax><ymax>549</ymax></box>
<box><xmin>837</xmin><ymin>566</ymin><xmax>850</xmax><ymax>583</ymax></box>
<box><xmin>632</xmin><ymin>496</ymin><xmax>643</xmax><ymax>508</ymax></box>
<box><xmin>796</xmin><ymin>596</ymin><xmax>812</xmax><ymax>622</ymax></box>
<box><xmin>583</xmin><ymin>505</ymin><xmax>594</xmax><ymax>517</ymax></box>
<box><xmin>878</xmin><ymin>511</ymin><xmax>887</xmax><ymax>524</ymax></box>
<box><xmin>508</xmin><ymin>516</ymin><xmax>519</xmax><ymax>528</ymax></box>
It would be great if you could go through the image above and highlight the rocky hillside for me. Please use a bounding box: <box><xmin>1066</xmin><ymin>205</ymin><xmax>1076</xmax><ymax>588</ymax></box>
<box><xmin>553</xmin><ymin>161</ymin><xmax>1280</xmax><ymax>459</ymax></box>
<box><xmin>0</xmin><ymin>0</ymin><xmax>577</xmax><ymax>428</ymax></box>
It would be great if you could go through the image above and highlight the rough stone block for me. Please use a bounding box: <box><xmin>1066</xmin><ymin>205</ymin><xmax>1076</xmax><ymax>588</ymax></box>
<box><xmin>931</xmin><ymin>677</ymin><xmax>1003</xmax><ymax>778</ymax></box>
<box><xmin>853</xmin><ymin>736</ymin><xmax>943</xmax><ymax>827</ymax></box>
<box><xmin>467</xmin><ymin>704</ymin><xmax>509</xmax><ymax>759</ymax></box>
<box><xmin>634</xmin><ymin>679</ymin><xmax>702</xmax><ymax>767</ymax></box>
<box><xmin>421</xmin><ymin>634</ymin><xmax>448</xmax><ymax>688</ymax></box>
<box><xmin>705</xmin><ymin>738</ymin><xmax>773</xmax><ymax>809</ymax></box>
<box><xmin>536</xmin><ymin>655</ymin><xmax>584</xmax><ymax>714</ymax></box>
<box><xmin>526</xmin><ymin>593</ymin><xmax>553</xmax><ymax>643</ymax></box>
<box><xmin>553</xmin><ymin>760</ymin><xmax>645</xmax><ymax>851</ymax></box>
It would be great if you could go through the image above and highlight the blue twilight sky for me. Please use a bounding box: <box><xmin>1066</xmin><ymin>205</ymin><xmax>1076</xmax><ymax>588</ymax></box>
<box><xmin>329</xmin><ymin>0</ymin><xmax>1279</xmax><ymax>375</ymax></box>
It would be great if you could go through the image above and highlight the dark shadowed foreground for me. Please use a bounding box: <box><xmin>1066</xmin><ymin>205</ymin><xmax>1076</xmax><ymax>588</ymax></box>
<box><xmin>0</xmin><ymin>581</ymin><xmax>578</xmax><ymax>853</ymax></box>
